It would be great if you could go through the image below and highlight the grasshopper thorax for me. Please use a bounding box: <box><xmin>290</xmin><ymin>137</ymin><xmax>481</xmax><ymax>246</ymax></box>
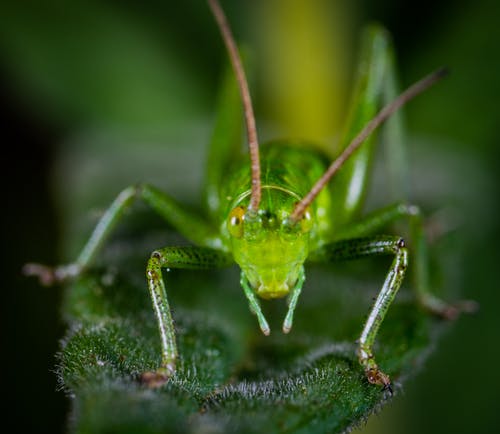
<box><xmin>226</xmin><ymin>187</ymin><xmax>312</xmax><ymax>299</ymax></box>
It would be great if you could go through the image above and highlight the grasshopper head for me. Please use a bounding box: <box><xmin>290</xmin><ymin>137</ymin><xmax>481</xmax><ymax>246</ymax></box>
<box><xmin>226</xmin><ymin>187</ymin><xmax>312</xmax><ymax>299</ymax></box>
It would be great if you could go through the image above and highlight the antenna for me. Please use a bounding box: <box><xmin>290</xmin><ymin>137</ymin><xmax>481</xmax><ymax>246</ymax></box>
<box><xmin>208</xmin><ymin>0</ymin><xmax>261</xmax><ymax>212</ymax></box>
<box><xmin>290</xmin><ymin>67</ymin><xmax>449</xmax><ymax>222</ymax></box>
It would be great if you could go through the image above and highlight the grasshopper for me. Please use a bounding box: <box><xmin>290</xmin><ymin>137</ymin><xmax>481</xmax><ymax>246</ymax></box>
<box><xmin>25</xmin><ymin>0</ymin><xmax>475</xmax><ymax>391</ymax></box>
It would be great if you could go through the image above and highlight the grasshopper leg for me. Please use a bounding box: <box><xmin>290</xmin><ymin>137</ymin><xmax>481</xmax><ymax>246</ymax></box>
<box><xmin>310</xmin><ymin>235</ymin><xmax>408</xmax><ymax>389</ymax></box>
<box><xmin>356</xmin><ymin>238</ymin><xmax>407</xmax><ymax>390</ymax></box>
<box><xmin>24</xmin><ymin>184</ymin><xmax>222</xmax><ymax>285</ymax></box>
<box><xmin>333</xmin><ymin>202</ymin><xmax>478</xmax><ymax>319</ymax></box>
<box><xmin>141</xmin><ymin>246</ymin><xmax>232</xmax><ymax>388</ymax></box>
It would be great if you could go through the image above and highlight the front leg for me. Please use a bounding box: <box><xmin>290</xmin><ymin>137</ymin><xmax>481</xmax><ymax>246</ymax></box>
<box><xmin>310</xmin><ymin>235</ymin><xmax>408</xmax><ymax>391</ymax></box>
<box><xmin>141</xmin><ymin>246</ymin><xmax>232</xmax><ymax>388</ymax></box>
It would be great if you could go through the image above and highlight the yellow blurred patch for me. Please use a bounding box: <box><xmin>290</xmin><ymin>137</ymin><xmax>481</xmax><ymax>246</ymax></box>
<box><xmin>254</xmin><ymin>0</ymin><xmax>354</xmax><ymax>154</ymax></box>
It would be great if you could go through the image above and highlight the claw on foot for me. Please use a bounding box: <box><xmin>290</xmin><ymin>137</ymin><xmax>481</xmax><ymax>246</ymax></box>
<box><xmin>140</xmin><ymin>364</ymin><xmax>175</xmax><ymax>389</ymax></box>
<box><xmin>366</xmin><ymin>367</ymin><xmax>392</xmax><ymax>394</ymax></box>
<box><xmin>23</xmin><ymin>263</ymin><xmax>58</xmax><ymax>286</ymax></box>
<box><xmin>140</xmin><ymin>371</ymin><xmax>169</xmax><ymax>388</ymax></box>
<box><xmin>437</xmin><ymin>300</ymin><xmax>479</xmax><ymax>320</ymax></box>
<box><xmin>23</xmin><ymin>263</ymin><xmax>81</xmax><ymax>286</ymax></box>
<box><xmin>421</xmin><ymin>295</ymin><xmax>479</xmax><ymax>320</ymax></box>
<box><xmin>454</xmin><ymin>299</ymin><xmax>479</xmax><ymax>315</ymax></box>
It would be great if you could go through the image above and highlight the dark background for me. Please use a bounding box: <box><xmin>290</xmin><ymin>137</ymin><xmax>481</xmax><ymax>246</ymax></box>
<box><xmin>1</xmin><ymin>0</ymin><xmax>499</xmax><ymax>433</ymax></box>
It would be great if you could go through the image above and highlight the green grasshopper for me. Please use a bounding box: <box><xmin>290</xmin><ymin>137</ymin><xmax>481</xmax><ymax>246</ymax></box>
<box><xmin>25</xmin><ymin>0</ymin><xmax>474</xmax><ymax>391</ymax></box>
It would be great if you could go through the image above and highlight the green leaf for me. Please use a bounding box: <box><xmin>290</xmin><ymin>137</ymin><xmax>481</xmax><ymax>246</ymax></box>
<box><xmin>59</xmin><ymin>257</ymin><xmax>443</xmax><ymax>434</ymax></box>
<box><xmin>53</xmin><ymin>133</ymin><xmax>455</xmax><ymax>434</ymax></box>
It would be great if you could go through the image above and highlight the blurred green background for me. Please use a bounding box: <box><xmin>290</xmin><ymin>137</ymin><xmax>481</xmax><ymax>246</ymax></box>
<box><xmin>1</xmin><ymin>0</ymin><xmax>499</xmax><ymax>433</ymax></box>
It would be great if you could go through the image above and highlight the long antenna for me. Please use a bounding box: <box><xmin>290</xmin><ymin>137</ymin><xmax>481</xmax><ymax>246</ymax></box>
<box><xmin>290</xmin><ymin>67</ymin><xmax>449</xmax><ymax>222</ymax></box>
<box><xmin>208</xmin><ymin>0</ymin><xmax>261</xmax><ymax>212</ymax></box>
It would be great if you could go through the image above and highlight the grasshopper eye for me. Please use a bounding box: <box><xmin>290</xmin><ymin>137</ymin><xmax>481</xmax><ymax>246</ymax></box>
<box><xmin>227</xmin><ymin>206</ymin><xmax>245</xmax><ymax>238</ymax></box>
<box><xmin>300</xmin><ymin>207</ymin><xmax>313</xmax><ymax>233</ymax></box>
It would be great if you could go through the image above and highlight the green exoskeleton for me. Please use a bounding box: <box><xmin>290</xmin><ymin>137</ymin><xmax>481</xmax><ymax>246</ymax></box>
<box><xmin>25</xmin><ymin>0</ymin><xmax>475</xmax><ymax>391</ymax></box>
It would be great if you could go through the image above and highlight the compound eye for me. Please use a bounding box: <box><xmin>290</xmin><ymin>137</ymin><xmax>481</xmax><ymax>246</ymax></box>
<box><xmin>300</xmin><ymin>207</ymin><xmax>313</xmax><ymax>233</ymax></box>
<box><xmin>227</xmin><ymin>206</ymin><xmax>245</xmax><ymax>238</ymax></box>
